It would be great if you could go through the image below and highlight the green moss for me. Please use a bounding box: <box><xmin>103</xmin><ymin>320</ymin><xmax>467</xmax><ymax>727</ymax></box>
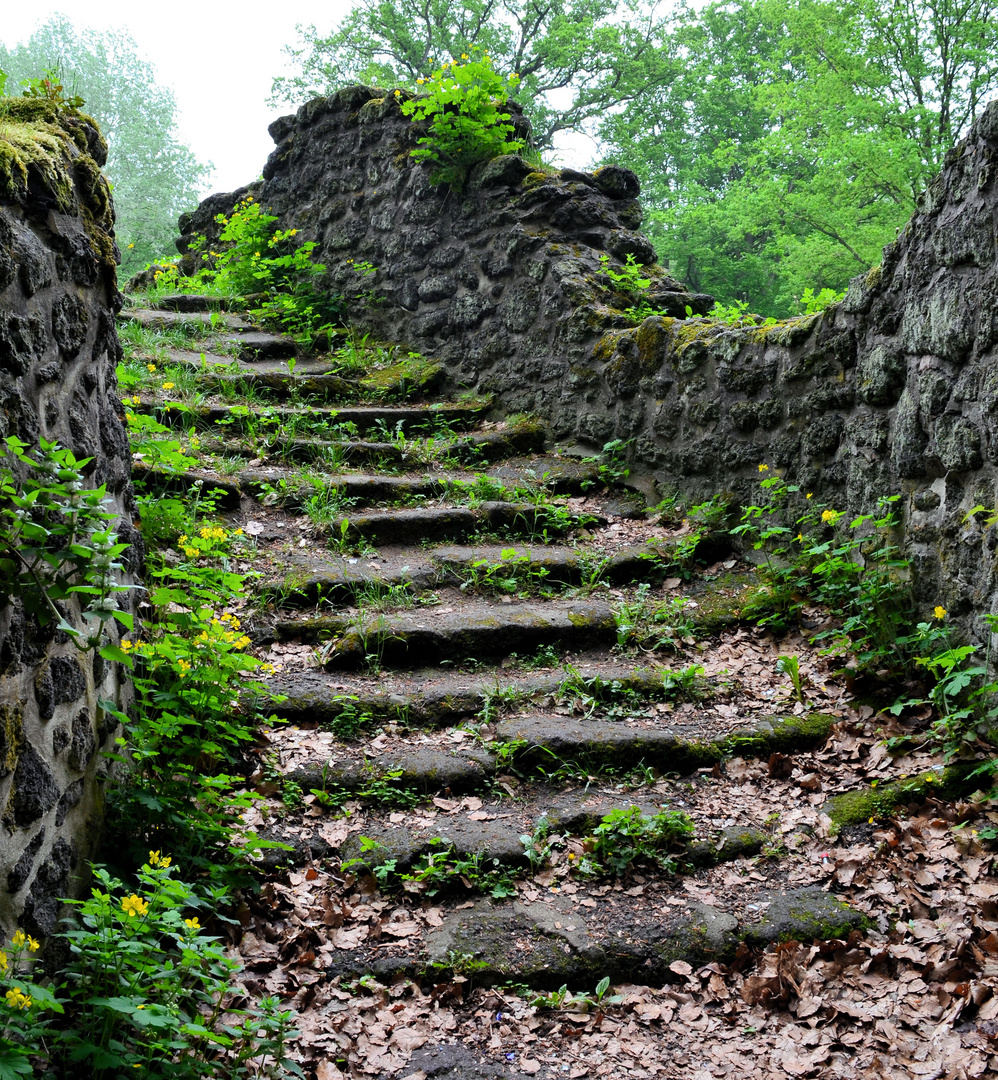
<box><xmin>1</xmin><ymin>703</ymin><xmax>23</xmax><ymax>776</ymax></box>
<box><xmin>522</xmin><ymin>171</ymin><xmax>550</xmax><ymax>188</ymax></box>
<box><xmin>824</xmin><ymin>762</ymin><xmax>989</xmax><ymax>829</ymax></box>
<box><xmin>865</xmin><ymin>264</ymin><xmax>883</xmax><ymax>288</ymax></box>
<box><xmin>0</xmin><ymin>99</ymin><xmax>114</xmax><ymax>268</ymax></box>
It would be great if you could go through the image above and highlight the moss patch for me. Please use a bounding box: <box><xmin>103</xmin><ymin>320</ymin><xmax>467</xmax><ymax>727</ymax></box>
<box><xmin>823</xmin><ymin>762</ymin><xmax>989</xmax><ymax>829</ymax></box>
<box><xmin>0</xmin><ymin>98</ymin><xmax>114</xmax><ymax>269</ymax></box>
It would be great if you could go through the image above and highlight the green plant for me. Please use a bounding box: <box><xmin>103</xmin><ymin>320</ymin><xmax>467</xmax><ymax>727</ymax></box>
<box><xmin>458</xmin><ymin>548</ymin><xmax>553</xmax><ymax>597</ymax></box>
<box><xmin>103</xmin><ymin>515</ymin><xmax>287</xmax><ymax>882</ymax></box>
<box><xmin>398</xmin><ymin>50</ymin><xmax>525</xmax><ymax>189</ymax></box>
<box><xmin>17</xmin><ymin>67</ymin><xmax>85</xmax><ymax>110</ymax></box>
<box><xmin>519</xmin><ymin>817</ymin><xmax>553</xmax><ymax>875</ymax></box>
<box><xmin>890</xmin><ymin>612</ymin><xmax>998</xmax><ymax>760</ymax></box>
<box><xmin>776</xmin><ymin>654</ymin><xmax>805</xmax><ymax>703</ymax></box>
<box><xmin>586</xmin><ymin>806</ymin><xmax>694</xmax><ymax>877</ymax></box>
<box><xmin>614</xmin><ymin>585</ymin><xmax>695</xmax><ymax>652</ymax></box>
<box><xmin>0</xmin><ymin>436</ymin><xmax>133</xmax><ymax>652</ymax></box>
<box><xmin>1</xmin><ymin>859</ymin><xmax>299</xmax><ymax>1079</ymax></box>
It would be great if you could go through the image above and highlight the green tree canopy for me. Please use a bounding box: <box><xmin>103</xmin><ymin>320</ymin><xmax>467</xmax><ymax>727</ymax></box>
<box><xmin>0</xmin><ymin>16</ymin><xmax>210</xmax><ymax>276</ymax></box>
<box><xmin>598</xmin><ymin>0</ymin><xmax>998</xmax><ymax>314</ymax></box>
<box><xmin>269</xmin><ymin>0</ymin><xmax>672</xmax><ymax>151</ymax></box>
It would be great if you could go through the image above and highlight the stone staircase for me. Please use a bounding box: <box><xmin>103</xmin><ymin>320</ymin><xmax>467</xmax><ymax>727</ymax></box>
<box><xmin>118</xmin><ymin>294</ymin><xmax>927</xmax><ymax>1002</ymax></box>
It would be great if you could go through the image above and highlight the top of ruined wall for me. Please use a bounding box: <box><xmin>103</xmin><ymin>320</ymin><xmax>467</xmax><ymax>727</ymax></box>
<box><xmin>176</xmin><ymin>85</ymin><xmax>712</xmax><ymax>374</ymax></box>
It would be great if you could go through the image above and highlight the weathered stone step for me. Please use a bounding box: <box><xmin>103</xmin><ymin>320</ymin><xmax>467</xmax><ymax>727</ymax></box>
<box><xmin>275</xmin><ymin>709</ymin><xmax>831</xmax><ymax>799</ymax></box>
<box><xmin>167</xmin><ymin>348</ymin><xmax>343</xmax><ymax>378</ymax></box>
<box><xmin>349</xmin><ymin>502</ymin><xmax>601</xmax><ymax>544</ymax></box>
<box><xmin>122</xmin><ymin>307</ymin><xmax>252</xmax><ymax>332</ymax></box>
<box><xmin>138</xmin><ymin>401</ymin><xmax>491</xmax><ymax>435</ymax></box>
<box><xmin>303</xmin><ymin>599</ymin><xmax>616</xmax><ymax>669</ymax></box>
<box><xmin>257</xmin><ymin>424</ymin><xmax>548</xmax><ymax>468</ymax></box>
<box><xmin>415</xmin><ymin>885</ymin><xmax>865</xmax><ymax>989</ymax></box>
<box><xmin>492</xmin><ymin>711</ymin><xmax>834</xmax><ymax>771</ymax></box>
<box><xmin>265</xmin><ymin>662</ymin><xmax>678</xmax><ymax>727</ymax></box>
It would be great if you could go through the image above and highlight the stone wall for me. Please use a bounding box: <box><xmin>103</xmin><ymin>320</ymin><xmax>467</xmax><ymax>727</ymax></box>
<box><xmin>0</xmin><ymin>100</ymin><xmax>138</xmax><ymax>940</ymax></box>
<box><xmin>178</xmin><ymin>87</ymin><xmax>998</xmax><ymax>638</ymax></box>
<box><xmin>176</xmin><ymin>86</ymin><xmax>712</xmax><ymax>372</ymax></box>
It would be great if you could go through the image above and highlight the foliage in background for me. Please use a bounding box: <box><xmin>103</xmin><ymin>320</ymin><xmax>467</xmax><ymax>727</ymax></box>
<box><xmin>398</xmin><ymin>51</ymin><xmax>524</xmax><ymax>188</ymax></box>
<box><xmin>0</xmin><ymin>15</ymin><xmax>210</xmax><ymax>276</ymax></box>
<box><xmin>269</xmin><ymin>0</ymin><xmax>672</xmax><ymax>152</ymax></box>
<box><xmin>599</xmin><ymin>0</ymin><xmax>998</xmax><ymax>314</ymax></box>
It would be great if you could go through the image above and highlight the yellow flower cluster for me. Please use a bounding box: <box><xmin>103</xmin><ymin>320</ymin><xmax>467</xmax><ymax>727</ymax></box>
<box><xmin>121</xmin><ymin>894</ymin><xmax>149</xmax><ymax>918</ymax></box>
<box><xmin>162</xmin><ymin>382</ymin><xmax>175</xmax><ymax>391</ymax></box>
<box><xmin>147</xmin><ymin>363</ymin><xmax>156</xmax><ymax>373</ymax></box>
<box><xmin>132</xmin><ymin>395</ymin><xmax>141</xmax><ymax>405</ymax></box>
<box><xmin>184</xmin><ymin>917</ymin><xmax>200</xmax><ymax>931</ymax></box>
<box><xmin>176</xmin><ymin>658</ymin><xmax>191</xmax><ymax>677</ymax></box>
<box><xmin>758</xmin><ymin>463</ymin><xmax>769</xmax><ymax>472</ymax></box>
<box><xmin>934</xmin><ymin>605</ymin><xmax>947</xmax><ymax>619</ymax></box>
<box><xmin>11</xmin><ymin>931</ymin><xmax>39</xmax><ymax>953</ymax></box>
<box><xmin>821</xmin><ymin>509</ymin><xmax>840</xmax><ymax>524</ymax></box>
<box><xmin>5</xmin><ymin>988</ymin><xmax>32</xmax><ymax>1010</ymax></box>
<box><xmin>0</xmin><ymin>951</ymin><xmax>6</xmax><ymax>971</ymax></box>
<box><xmin>199</xmin><ymin>526</ymin><xmax>228</xmax><ymax>541</ymax></box>
<box><xmin>148</xmin><ymin>851</ymin><xmax>172</xmax><ymax>869</ymax></box>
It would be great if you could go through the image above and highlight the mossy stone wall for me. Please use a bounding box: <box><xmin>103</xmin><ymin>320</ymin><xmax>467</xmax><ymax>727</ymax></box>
<box><xmin>0</xmin><ymin>101</ymin><xmax>138</xmax><ymax>940</ymax></box>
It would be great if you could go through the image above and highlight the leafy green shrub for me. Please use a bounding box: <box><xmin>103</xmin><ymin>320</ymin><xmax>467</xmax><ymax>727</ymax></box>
<box><xmin>0</xmin><ymin>858</ymin><xmax>299</xmax><ymax>1079</ymax></box>
<box><xmin>0</xmin><ymin>436</ymin><xmax>132</xmax><ymax>651</ymax></box>
<box><xmin>398</xmin><ymin>50</ymin><xmax>525</xmax><ymax>189</ymax></box>
<box><xmin>586</xmin><ymin>806</ymin><xmax>694</xmax><ymax>876</ymax></box>
<box><xmin>103</xmin><ymin>504</ymin><xmax>286</xmax><ymax>882</ymax></box>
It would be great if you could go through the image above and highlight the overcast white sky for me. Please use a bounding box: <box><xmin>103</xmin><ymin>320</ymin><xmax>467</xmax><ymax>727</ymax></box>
<box><xmin>1</xmin><ymin>2</ymin><xmax>595</xmax><ymax>200</ymax></box>
<box><xmin>1</xmin><ymin>1</ymin><xmax>356</xmax><ymax>195</ymax></box>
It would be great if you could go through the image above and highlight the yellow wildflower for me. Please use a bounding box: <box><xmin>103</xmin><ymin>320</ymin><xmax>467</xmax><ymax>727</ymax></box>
<box><xmin>127</xmin><ymin>243</ymin><xmax>135</xmax><ymax>249</ymax></box>
<box><xmin>121</xmin><ymin>894</ymin><xmax>149</xmax><ymax>918</ymax></box>
<box><xmin>147</xmin><ymin>363</ymin><xmax>156</xmax><ymax>373</ymax></box>
<box><xmin>184</xmin><ymin>917</ymin><xmax>201</xmax><ymax>931</ymax></box>
<box><xmin>461</xmin><ymin>53</ymin><xmax>469</xmax><ymax>59</ymax></box>
<box><xmin>5</xmin><ymin>988</ymin><xmax>31</xmax><ymax>1010</ymax></box>
<box><xmin>0</xmin><ymin>952</ymin><xmax>7</xmax><ymax>972</ymax></box>
<box><xmin>796</xmin><ymin>533</ymin><xmax>803</xmax><ymax>542</ymax></box>
<box><xmin>758</xmin><ymin>463</ymin><xmax>769</xmax><ymax>472</ymax></box>
<box><xmin>821</xmin><ymin>509</ymin><xmax>839</xmax><ymax>524</ymax></box>
<box><xmin>148</xmin><ymin>851</ymin><xmax>172</xmax><ymax>869</ymax></box>
<box><xmin>934</xmin><ymin>606</ymin><xmax>947</xmax><ymax>619</ymax></box>
<box><xmin>162</xmin><ymin>382</ymin><xmax>175</xmax><ymax>391</ymax></box>
<box><xmin>10</xmin><ymin>931</ymin><xmax>39</xmax><ymax>953</ymax></box>
<box><xmin>132</xmin><ymin>395</ymin><xmax>141</xmax><ymax>405</ymax></box>
<box><xmin>417</xmin><ymin>77</ymin><xmax>425</xmax><ymax>84</ymax></box>
<box><xmin>394</xmin><ymin>90</ymin><xmax>401</xmax><ymax>97</ymax></box>
<box><xmin>806</xmin><ymin>492</ymin><xmax>813</xmax><ymax>499</ymax></box>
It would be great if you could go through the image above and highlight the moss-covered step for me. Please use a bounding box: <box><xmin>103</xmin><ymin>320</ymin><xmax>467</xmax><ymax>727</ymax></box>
<box><xmin>821</xmin><ymin>761</ymin><xmax>989</xmax><ymax>829</ymax></box>
<box><xmin>313</xmin><ymin>599</ymin><xmax>617</xmax><ymax>669</ymax></box>
<box><xmin>492</xmin><ymin>711</ymin><xmax>834</xmax><ymax>771</ymax></box>
<box><xmin>264</xmin><ymin>662</ymin><xmax>684</xmax><ymax>726</ymax></box>
<box><xmin>358</xmin><ymin>359</ymin><xmax>444</xmax><ymax>399</ymax></box>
